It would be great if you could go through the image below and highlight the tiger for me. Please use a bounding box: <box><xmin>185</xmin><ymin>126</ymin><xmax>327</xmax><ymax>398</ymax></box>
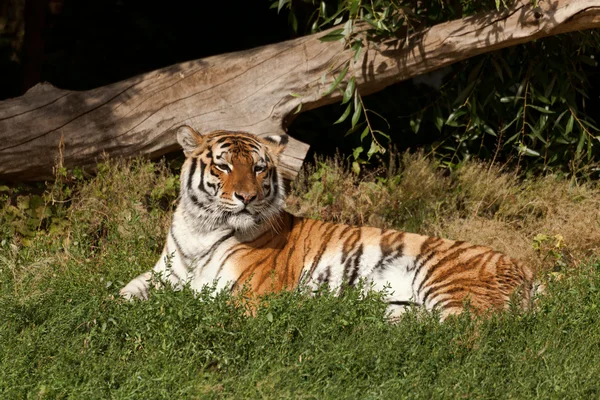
<box><xmin>120</xmin><ymin>125</ymin><xmax>536</xmax><ymax>320</ymax></box>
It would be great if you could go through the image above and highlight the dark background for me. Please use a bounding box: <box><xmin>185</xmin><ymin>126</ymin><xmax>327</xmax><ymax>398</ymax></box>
<box><xmin>0</xmin><ymin>0</ymin><xmax>296</xmax><ymax>98</ymax></box>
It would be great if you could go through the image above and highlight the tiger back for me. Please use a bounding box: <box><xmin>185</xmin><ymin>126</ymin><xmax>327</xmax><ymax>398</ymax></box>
<box><xmin>120</xmin><ymin>126</ymin><xmax>535</xmax><ymax>320</ymax></box>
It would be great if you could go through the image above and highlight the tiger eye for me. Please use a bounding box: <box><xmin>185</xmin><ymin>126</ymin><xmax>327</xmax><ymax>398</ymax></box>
<box><xmin>215</xmin><ymin>164</ymin><xmax>231</xmax><ymax>173</ymax></box>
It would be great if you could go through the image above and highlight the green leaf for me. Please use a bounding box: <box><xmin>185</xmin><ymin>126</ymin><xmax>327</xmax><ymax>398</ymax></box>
<box><xmin>29</xmin><ymin>195</ymin><xmax>44</xmax><ymax>210</ymax></box>
<box><xmin>367</xmin><ymin>140</ymin><xmax>380</xmax><ymax>159</ymax></box>
<box><xmin>289</xmin><ymin>12</ymin><xmax>298</xmax><ymax>33</ymax></box>
<box><xmin>409</xmin><ymin>116</ymin><xmax>421</xmax><ymax>134</ymax></box>
<box><xmin>445</xmin><ymin>109</ymin><xmax>466</xmax><ymax>127</ymax></box>
<box><xmin>483</xmin><ymin>124</ymin><xmax>496</xmax><ymax>137</ymax></box>
<box><xmin>536</xmin><ymin>95</ymin><xmax>551</xmax><ymax>105</ymax></box>
<box><xmin>342</xmin><ymin>19</ymin><xmax>353</xmax><ymax>40</ymax></box>
<box><xmin>318</xmin><ymin>8</ymin><xmax>346</xmax><ymax>28</ymax></box>
<box><xmin>353</xmin><ymin>146</ymin><xmax>364</xmax><ymax>160</ymax></box>
<box><xmin>351</xmin><ymin>95</ymin><xmax>362</xmax><ymax>128</ymax></box>
<box><xmin>334</xmin><ymin>102</ymin><xmax>352</xmax><ymax>124</ymax></box>
<box><xmin>345</xmin><ymin>122</ymin><xmax>365</xmax><ymax>136</ymax></box>
<box><xmin>277</xmin><ymin>0</ymin><xmax>289</xmax><ymax>13</ymax></box>
<box><xmin>525</xmin><ymin>122</ymin><xmax>540</xmax><ymax>137</ymax></box>
<box><xmin>319</xmin><ymin>29</ymin><xmax>345</xmax><ymax>42</ymax></box>
<box><xmin>323</xmin><ymin>63</ymin><xmax>349</xmax><ymax>96</ymax></box>
<box><xmin>372</xmin><ymin>130</ymin><xmax>390</xmax><ymax>140</ymax></box>
<box><xmin>491</xmin><ymin>59</ymin><xmax>504</xmax><ymax>83</ymax></box>
<box><xmin>579</xmin><ymin>119</ymin><xmax>600</xmax><ymax>132</ymax></box>
<box><xmin>360</xmin><ymin>126</ymin><xmax>369</xmax><ymax>141</ymax></box>
<box><xmin>294</xmin><ymin>103</ymin><xmax>303</xmax><ymax>115</ymax></box>
<box><xmin>310</xmin><ymin>20</ymin><xmax>319</xmax><ymax>33</ymax></box>
<box><xmin>500</xmin><ymin>107</ymin><xmax>523</xmax><ymax>133</ymax></box>
<box><xmin>454</xmin><ymin>81</ymin><xmax>476</xmax><ymax>105</ymax></box>
<box><xmin>518</xmin><ymin>144</ymin><xmax>540</xmax><ymax>157</ymax></box>
<box><xmin>552</xmin><ymin>109</ymin><xmax>569</xmax><ymax>130</ymax></box>
<box><xmin>528</xmin><ymin>105</ymin><xmax>554</xmax><ymax>114</ymax></box>
<box><xmin>576</xmin><ymin>132</ymin><xmax>586</xmax><ymax>159</ymax></box>
<box><xmin>351</xmin><ymin>39</ymin><xmax>363</xmax><ymax>63</ymax></box>
<box><xmin>362</xmin><ymin>16</ymin><xmax>378</xmax><ymax>29</ymax></box>
<box><xmin>352</xmin><ymin>161</ymin><xmax>361</xmax><ymax>175</ymax></box>
<box><xmin>515</xmin><ymin>78</ymin><xmax>527</xmax><ymax>105</ymax></box>
<box><xmin>544</xmin><ymin>76</ymin><xmax>556</xmax><ymax>99</ymax></box>
<box><xmin>526</xmin><ymin>122</ymin><xmax>546</xmax><ymax>144</ymax></box>
<box><xmin>342</xmin><ymin>77</ymin><xmax>356</xmax><ymax>104</ymax></box>
<box><xmin>565</xmin><ymin>114</ymin><xmax>574</xmax><ymax>135</ymax></box>
<box><xmin>266</xmin><ymin>312</ymin><xmax>274</xmax><ymax>323</ymax></box>
<box><xmin>349</xmin><ymin>0</ymin><xmax>360</xmax><ymax>16</ymax></box>
<box><xmin>17</xmin><ymin>196</ymin><xmax>30</xmax><ymax>210</ymax></box>
<box><xmin>433</xmin><ymin>107</ymin><xmax>444</xmax><ymax>132</ymax></box>
<box><xmin>505</xmin><ymin>132</ymin><xmax>522</xmax><ymax>145</ymax></box>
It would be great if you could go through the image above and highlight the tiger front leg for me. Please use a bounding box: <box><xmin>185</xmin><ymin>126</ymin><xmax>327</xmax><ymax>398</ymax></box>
<box><xmin>120</xmin><ymin>250</ymin><xmax>184</xmax><ymax>300</ymax></box>
<box><xmin>119</xmin><ymin>271</ymin><xmax>154</xmax><ymax>300</ymax></box>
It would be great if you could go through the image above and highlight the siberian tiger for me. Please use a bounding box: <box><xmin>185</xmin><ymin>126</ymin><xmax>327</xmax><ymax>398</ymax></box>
<box><xmin>120</xmin><ymin>125</ymin><xmax>536</xmax><ymax>319</ymax></box>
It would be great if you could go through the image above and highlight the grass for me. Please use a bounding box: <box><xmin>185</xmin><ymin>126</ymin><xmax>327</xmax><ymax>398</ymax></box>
<box><xmin>1</xmin><ymin>153</ymin><xmax>600</xmax><ymax>399</ymax></box>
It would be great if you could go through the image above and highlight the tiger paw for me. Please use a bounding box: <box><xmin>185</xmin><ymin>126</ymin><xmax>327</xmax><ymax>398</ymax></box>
<box><xmin>119</xmin><ymin>272</ymin><xmax>152</xmax><ymax>301</ymax></box>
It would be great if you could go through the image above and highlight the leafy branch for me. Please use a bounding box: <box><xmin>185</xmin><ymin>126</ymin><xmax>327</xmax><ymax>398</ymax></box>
<box><xmin>273</xmin><ymin>0</ymin><xmax>600</xmax><ymax>177</ymax></box>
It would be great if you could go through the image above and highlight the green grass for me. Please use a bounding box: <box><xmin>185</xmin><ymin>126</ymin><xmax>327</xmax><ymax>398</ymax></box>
<box><xmin>1</xmin><ymin>155</ymin><xmax>600</xmax><ymax>399</ymax></box>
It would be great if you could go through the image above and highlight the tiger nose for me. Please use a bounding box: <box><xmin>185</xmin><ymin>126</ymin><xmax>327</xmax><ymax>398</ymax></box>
<box><xmin>234</xmin><ymin>192</ymin><xmax>257</xmax><ymax>205</ymax></box>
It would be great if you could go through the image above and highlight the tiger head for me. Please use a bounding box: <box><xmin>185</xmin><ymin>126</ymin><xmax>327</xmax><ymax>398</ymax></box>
<box><xmin>176</xmin><ymin>125</ymin><xmax>287</xmax><ymax>233</ymax></box>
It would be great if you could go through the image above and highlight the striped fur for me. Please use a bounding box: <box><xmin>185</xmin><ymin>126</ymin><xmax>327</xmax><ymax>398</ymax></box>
<box><xmin>120</xmin><ymin>126</ymin><xmax>535</xmax><ymax>319</ymax></box>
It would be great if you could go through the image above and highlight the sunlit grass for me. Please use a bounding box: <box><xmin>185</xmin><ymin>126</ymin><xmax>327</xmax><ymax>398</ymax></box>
<box><xmin>1</xmin><ymin>154</ymin><xmax>599</xmax><ymax>398</ymax></box>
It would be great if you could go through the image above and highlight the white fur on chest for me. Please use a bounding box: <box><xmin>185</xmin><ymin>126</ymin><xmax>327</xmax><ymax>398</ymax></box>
<box><xmin>166</xmin><ymin>210</ymin><xmax>239</xmax><ymax>293</ymax></box>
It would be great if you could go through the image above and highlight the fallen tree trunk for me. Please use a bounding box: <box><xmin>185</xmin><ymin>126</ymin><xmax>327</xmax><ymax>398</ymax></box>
<box><xmin>1</xmin><ymin>0</ymin><xmax>599</xmax><ymax>182</ymax></box>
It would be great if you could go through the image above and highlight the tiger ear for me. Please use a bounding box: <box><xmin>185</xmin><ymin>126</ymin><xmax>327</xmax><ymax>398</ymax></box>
<box><xmin>263</xmin><ymin>134</ymin><xmax>289</xmax><ymax>155</ymax></box>
<box><xmin>176</xmin><ymin>125</ymin><xmax>203</xmax><ymax>156</ymax></box>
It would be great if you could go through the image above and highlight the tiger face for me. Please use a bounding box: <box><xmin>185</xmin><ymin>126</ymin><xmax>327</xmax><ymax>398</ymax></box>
<box><xmin>176</xmin><ymin>125</ymin><xmax>287</xmax><ymax>233</ymax></box>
